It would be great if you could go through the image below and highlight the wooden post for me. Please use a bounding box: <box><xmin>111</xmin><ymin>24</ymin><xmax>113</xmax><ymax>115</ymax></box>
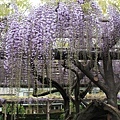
<box><xmin>11</xmin><ymin>103</ymin><xmax>14</xmax><ymax>120</ymax></box>
<box><xmin>46</xmin><ymin>100</ymin><xmax>50</xmax><ymax>120</ymax></box>
<box><xmin>4</xmin><ymin>103</ymin><xmax>6</xmax><ymax>120</ymax></box>
<box><xmin>16</xmin><ymin>104</ymin><xmax>19</xmax><ymax>120</ymax></box>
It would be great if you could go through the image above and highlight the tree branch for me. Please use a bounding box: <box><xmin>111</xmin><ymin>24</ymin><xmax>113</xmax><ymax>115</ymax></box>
<box><xmin>74</xmin><ymin>60</ymin><xmax>108</xmax><ymax>93</ymax></box>
<box><xmin>62</xmin><ymin>60</ymin><xmax>85</xmax><ymax>92</ymax></box>
<box><xmin>33</xmin><ymin>89</ymin><xmax>61</xmax><ymax>97</ymax></box>
<box><xmin>97</xmin><ymin>62</ymin><xmax>105</xmax><ymax>79</ymax></box>
<box><xmin>80</xmin><ymin>81</ymin><xmax>92</xmax><ymax>99</ymax></box>
<box><xmin>115</xmin><ymin>83</ymin><xmax>120</xmax><ymax>93</ymax></box>
<box><xmin>30</xmin><ymin>58</ymin><xmax>70</xmax><ymax>118</ymax></box>
<box><xmin>115</xmin><ymin>74</ymin><xmax>120</xmax><ymax>80</ymax></box>
<box><xmin>103</xmin><ymin>53</ymin><xmax>115</xmax><ymax>87</ymax></box>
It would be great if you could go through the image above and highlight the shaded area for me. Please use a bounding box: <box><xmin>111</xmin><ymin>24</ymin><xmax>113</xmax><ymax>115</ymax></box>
<box><xmin>6</xmin><ymin>112</ymin><xmax>64</xmax><ymax>120</ymax></box>
<box><xmin>75</xmin><ymin>100</ymin><xmax>120</xmax><ymax>120</ymax></box>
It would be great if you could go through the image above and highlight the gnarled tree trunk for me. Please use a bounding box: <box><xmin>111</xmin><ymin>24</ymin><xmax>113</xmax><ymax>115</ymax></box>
<box><xmin>75</xmin><ymin>100</ymin><xmax>120</xmax><ymax>120</ymax></box>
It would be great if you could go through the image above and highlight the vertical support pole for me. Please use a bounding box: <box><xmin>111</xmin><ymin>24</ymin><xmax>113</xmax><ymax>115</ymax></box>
<box><xmin>46</xmin><ymin>100</ymin><xmax>50</xmax><ymax>120</ymax></box>
<box><xmin>16</xmin><ymin>104</ymin><xmax>19</xmax><ymax>120</ymax></box>
<box><xmin>4</xmin><ymin>103</ymin><xmax>6</xmax><ymax>120</ymax></box>
<box><xmin>11</xmin><ymin>102</ymin><xmax>14</xmax><ymax>120</ymax></box>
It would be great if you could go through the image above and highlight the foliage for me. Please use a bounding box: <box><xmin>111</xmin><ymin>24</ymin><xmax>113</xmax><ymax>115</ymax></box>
<box><xmin>0</xmin><ymin>3</ymin><xmax>13</xmax><ymax>17</ymax></box>
<box><xmin>95</xmin><ymin>0</ymin><xmax>120</xmax><ymax>14</ymax></box>
<box><xmin>2</xmin><ymin>104</ymin><xmax>25</xmax><ymax>114</ymax></box>
<box><xmin>0</xmin><ymin>0</ymin><xmax>31</xmax><ymax>17</ymax></box>
<box><xmin>60</xmin><ymin>113</ymin><xmax>65</xmax><ymax>119</ymax></box>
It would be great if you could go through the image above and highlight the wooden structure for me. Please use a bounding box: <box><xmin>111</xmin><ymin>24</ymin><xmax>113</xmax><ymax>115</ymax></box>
<box><xmin>0</xmin><ymin>97</ymin><xmax>63</xmax><ymax>120</ymax></box>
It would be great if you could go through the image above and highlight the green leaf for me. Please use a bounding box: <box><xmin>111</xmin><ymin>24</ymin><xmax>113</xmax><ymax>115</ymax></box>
<box><xmin>98</xmin><ymin>0</ymin><xmax>107</xmax><ymax>14</ymax></box>
<box><xmin>81</xmin><ymin>2</ymin><xmax>91</xmax><ymax>13</ymax></box>
<box><xmin>0</xmin><ymin>0</ymin><xmax>31</xmax><ymax>18</ymax></box>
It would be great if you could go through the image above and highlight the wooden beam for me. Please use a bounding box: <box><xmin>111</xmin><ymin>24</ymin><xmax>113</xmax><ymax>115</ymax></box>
<box><xmin>46</xmin><ymin>100</ymin><xmax>50</xmax><ymax>120</ymax></box>
<box><xmin>0</xmin><ymin>49</ymin><xmax>120</xmax><ymax>60</ymax></box>
<box><xmin>53</xmin><ymin>49</ymin><xmax>120</xmax><ymax>60</ymax></box>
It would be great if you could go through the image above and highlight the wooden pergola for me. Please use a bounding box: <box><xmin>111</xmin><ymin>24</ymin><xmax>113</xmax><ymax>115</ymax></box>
<box><xmin>0</xmin><ymin>97</ymin><xmax>63</xmax><ymax>120</ymax></box>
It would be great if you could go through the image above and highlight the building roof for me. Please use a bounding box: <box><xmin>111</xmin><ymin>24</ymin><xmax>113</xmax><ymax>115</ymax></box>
<box><xmin>0</xmin><ymin>96</ymin><xmax>63</xmax><ymax>104</ymax></box>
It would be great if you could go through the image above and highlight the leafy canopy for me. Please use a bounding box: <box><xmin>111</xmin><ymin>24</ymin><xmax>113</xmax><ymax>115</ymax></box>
<box><xmin>0</xmin><ymin>0</ymin><xmax>31</xmax><ymax>17</ymax></box>
<box><xmin>81</xmin><ymin>0</ymin><xmax>120</xmax><ymax>15</ymax></box>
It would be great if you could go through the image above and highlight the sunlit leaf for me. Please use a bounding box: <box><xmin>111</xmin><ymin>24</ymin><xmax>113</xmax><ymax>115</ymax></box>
<box><xmin>0</xmin><ymin>0</ymin><xmax>31</xmax><ymax>17</ymax></box>
<box><xmin>98</xmin><ymin>0</ymin><xmax>107</xmax><ymax>14</ymax></box>
<box><xmin>81</xmin><ymin>1</ymin><xmax>91</xmax><ymax>13</ymax></box>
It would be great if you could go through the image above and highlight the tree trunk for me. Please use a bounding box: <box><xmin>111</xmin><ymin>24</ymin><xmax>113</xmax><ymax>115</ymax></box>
<box><xmin>75</xmin><ymin>100</ymin><xmax>120</xmax><ymax>120</ymax></box>
<box><xmin>106</xmin><ymin>91</ymin><xmax>118</xmax><ymax>120</ymax></box>
<box><xmin>74</xmin><ymin>82</ymin><xmax>80</xmax><ymax>114</ymax></box>
<box><xmin>102</xmin><ymin>52</ymin><xmax>119</xmax><ymax>120</ymax></box>
<box><xmin>75</xmin><ymin>100</ymin><xmax>107</xmax><ymax>120</ymax></box>
<box><xmin>106</xmin><ymin>92</ymin><xmax>118</xmax><ymax>108</ymax></box>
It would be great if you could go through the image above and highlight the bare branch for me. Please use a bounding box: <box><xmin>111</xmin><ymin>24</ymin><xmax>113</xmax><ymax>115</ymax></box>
<box><xmin>62</xmin><ymin>60</ymin><xmax>80</xmax><ymax>81</ymax></box>
<box><xmin>80</xmin><ymin>81</ymin><xmax>92</xmax><ymax>99</ymax></box>
<box><xmin>115</xmin><ymin>74</ymin><xmax>120</xmax><ymax>80</ymax></box>
<box><xmin>115</xmin><ymin>82</ymin><xmax>120</xmax><ymax>93</ymax></box>
<box><xmin>62</xmin><ymin>60</ymin><xmax>85</xmax><ymax>92</ymax></box>
<box><xmin>103</xmin><ymin>53</ymin><xmax>115</xmax><ymax>86</ymax></box>
<box><xmin>97</xmin><ymin>62</ymin><xmax>105</xmax><ymax>79</ymax></box>
<box><xmin>74</xmin><ymin>60</ymin><xmax>108</xmax><ymax>93</ymax></box>
<box><xmin>30</xmin><ymin>58</ymin><xmax>70</xmax><ymax>118</ymax></box>
<box><xmin>33</xmin><ymin>89</ymin><xmax>60</xmax><ymax>97</ymax></box>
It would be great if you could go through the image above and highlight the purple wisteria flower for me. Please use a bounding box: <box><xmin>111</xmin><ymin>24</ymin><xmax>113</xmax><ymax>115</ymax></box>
<box><xmin>1</xmin><ymin>1</ymin><xmax>120</xmax><ymax>83</ymax></box>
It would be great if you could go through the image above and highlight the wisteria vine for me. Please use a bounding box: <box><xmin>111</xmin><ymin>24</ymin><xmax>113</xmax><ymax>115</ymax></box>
<box><xmin>0</xmin><ymin>1</ymin><xmax>120</xmax><ymax>85</ymax></box>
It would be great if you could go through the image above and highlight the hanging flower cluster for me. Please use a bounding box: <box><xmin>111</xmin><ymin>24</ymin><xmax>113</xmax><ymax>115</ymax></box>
<box><xmin>1</xmin><ymin>1</ymin><xmax>120</xmax><ymax>84</ymax></box>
